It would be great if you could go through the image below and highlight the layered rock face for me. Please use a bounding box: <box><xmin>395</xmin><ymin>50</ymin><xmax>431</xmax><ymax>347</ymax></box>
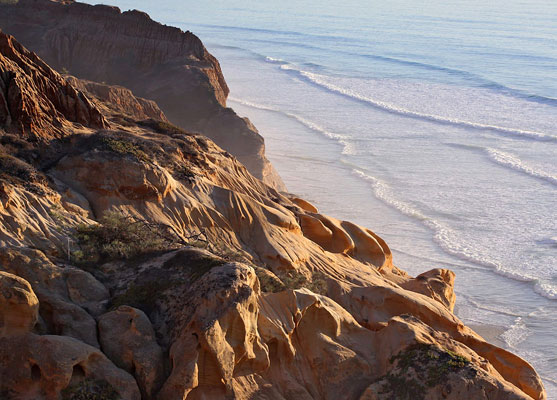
<box><xmin>0</xmin><ymin>30</ymin><xmax>107</xmax><ymax>140</ymax></box>
<box><xmin>0</xmin><ymin>25</ymin><xmax>547</xmax><ymax>400</ymax></box>
<box><xmin>0</xmin><ymin>0</ymin><xmax>285</xmax><ymax>190</ymax></box>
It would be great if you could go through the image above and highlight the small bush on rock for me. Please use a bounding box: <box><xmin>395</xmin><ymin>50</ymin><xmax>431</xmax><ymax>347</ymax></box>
<box><xmin>73</xmin><ymin>210</ymin><xmax>177</xmax><ymax>263</ymax></box>
<box><xmin>61</xmin><ymin>379</ymin><xmax>120</xmax><ymax>400</ymax></box>
<box><xmin>257</xmin><ymin>268</ymin><xmax>329</xmax><ymax>295</ymax></box>
<box><xmin>138</xmin><ymin>119</ymin><xmax>191</xmax><ymax>136</ymax></box>
<box><xmin>100</xmin><ymin>137</ymin><xmax>149</xmax><ymax>162</ymax></box>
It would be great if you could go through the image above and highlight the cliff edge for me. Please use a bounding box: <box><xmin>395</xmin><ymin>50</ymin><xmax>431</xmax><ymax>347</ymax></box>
<box><xmin>0</xmin><ymin>15</ymin><xmax>547</xmax><ymax>400</ymax></box>
<box><xmin>0</xmin><ymin>0</ymin><xmax>285</xmax><ymax>190</ymax></box>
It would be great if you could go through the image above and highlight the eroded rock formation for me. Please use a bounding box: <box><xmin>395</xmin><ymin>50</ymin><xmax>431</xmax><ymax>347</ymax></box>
<box><xmin>0</xmin><ymin>23</ymin><xmax>547</xmax><ymax>400</ymax></box>
<box><xmin>0</xmin><ymin>30</ymin><xmax>107</xmax><ymax>140</ymax></box>
<box><xmin>0</xmin><ymin>0</ymin><xmax>285</xmax><ymax>189</ymax></box>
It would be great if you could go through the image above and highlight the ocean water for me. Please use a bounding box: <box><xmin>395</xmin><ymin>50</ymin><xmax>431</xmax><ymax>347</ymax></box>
<box><xmin>89</xmin><ymin>0</ymin><xmax>557</xmax><ymax>396</ymax></box>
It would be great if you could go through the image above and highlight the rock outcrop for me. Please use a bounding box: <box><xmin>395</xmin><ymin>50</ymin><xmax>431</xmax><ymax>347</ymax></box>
<box><xmin>0</xmin><ymin>0</ymin><xmax>285</xmax><ymax>190</ymax></box>
<box><xmin>0</xmin><ymin>23</ymin><xmax>547</xmax><ymax>400</ymax></box>
<box><xmin>66</xmin><ymin>76</ymin><xmax>169</xmax><ymax>123</ymax></box>
<box><xmin>0</xmin><ymin>271</ymin><xmax>39</xmax><ymax>336</ymax></box>
<box><xmin>98</xmin><ymin>306</ymin><xmax>165</xmax><ymax>399</ymax></box>
<box><xmin>0</xmin><ymin>30</ymin><xmax>107</xmax><ymax>140</ymax></box>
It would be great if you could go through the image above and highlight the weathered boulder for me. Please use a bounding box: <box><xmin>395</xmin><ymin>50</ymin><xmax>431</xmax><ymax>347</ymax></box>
<box><xmin>401</xmin><ymin>268</ymin><xmax>456</xmax><ymax>311</ymax></box>
<box><xmin>0</xmin><ymin>333</ymin><xmax>141</xmax><ymax>400</ymax></box>
<box><xmin>0</xmin><ymin>271</ymin><xmax>38</xmax><ymax>336</ymax></box>
<box><xmin>0</xmin><ymin>247</ymin><xmax>102</xmax><ymax>347</ymax></box>
<box><xmin>98</xmin><ymin>306</ymin><xmax>165</xmax><ymax>399</ymax></box>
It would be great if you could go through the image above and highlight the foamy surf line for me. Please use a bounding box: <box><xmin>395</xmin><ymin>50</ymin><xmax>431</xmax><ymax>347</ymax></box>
<box><xmin>278</xmin><ymin>65</ymin><xmax>557</xmax><ymax>142</ymax></box>
<box><xmin>487</xmin><ymin>149</ymin><xmax>557</xmax><ymax>186</ymax></box>
<box><xmin>229</xmin><ymin>96</ymin><xmax>357</xmax><ymax>155</ymax></box>
<box><xmin>500</xmin><ymin>317</ymin><xmax>530</xmax><ymax>348</ymax></box>
<box><xmin>446</xmin><ymin>143</ymin><xmax>557</xmax><ymax>187</ymax></box>
<box><xmin>351</xmin><ymin>168</ymin><xmax>557</xmax><ymax>300</ymax></box>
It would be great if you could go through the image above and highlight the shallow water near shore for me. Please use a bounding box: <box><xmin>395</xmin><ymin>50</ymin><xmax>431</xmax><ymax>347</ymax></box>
<box><xmin>88</xmin><ymin>0</ymin><xmax>557</xmax><ymax>396</ymax></box>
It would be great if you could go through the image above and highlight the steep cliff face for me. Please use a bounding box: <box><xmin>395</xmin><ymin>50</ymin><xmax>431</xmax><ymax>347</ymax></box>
<box><xmin>0</xmin><ymin>28</ymin><xmax>547</xmax><ymax>400</ymax></box>
<box><xmin>0</xmin><ymin>30</ymin><xmax>107</xmax><ymax>141</ymax></box>
<box><xmin>0</xmin><ymin>0</ymin><xmax>285</xmax><ymax>190</ymax></box>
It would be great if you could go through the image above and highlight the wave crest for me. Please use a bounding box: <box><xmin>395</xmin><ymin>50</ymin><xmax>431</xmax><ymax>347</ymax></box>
<box><xmin>279</xmin><ymin>66</ymin><xmax>557</xmax><ymax>142</ymax></box>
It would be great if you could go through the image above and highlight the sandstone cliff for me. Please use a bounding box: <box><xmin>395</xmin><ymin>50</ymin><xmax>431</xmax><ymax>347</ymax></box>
<box><xmin>0</xmin><ymin>25</ymin><xmax>547</xmax><ymax>400</ymax></box>
<box><xmin>0</xmin><ymin>0</ymin><xmax>285</xmax><ymax>190</ymax></box>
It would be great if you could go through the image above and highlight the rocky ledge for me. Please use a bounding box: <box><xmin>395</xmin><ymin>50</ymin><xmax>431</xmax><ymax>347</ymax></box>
<box><xmin>0</xmin><ymin>13</ymin><xmax>547</xmax><ymax>400</ymax></box>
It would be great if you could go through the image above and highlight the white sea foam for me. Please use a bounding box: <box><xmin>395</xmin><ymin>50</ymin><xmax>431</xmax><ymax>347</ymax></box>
<box><xmin>500</xmin><ymin>317</ymin><xmax>530</xmax><ymax>347</ymax></box>
<box><xmin>534</xmin><ymin>282</ymin><xmax>557</xmax><ymax>300</ymax></box>
<box><xmin>265</xmin><ymin>56</ymin><xmax>286</xmax><ymax>64</ymax></box>
<box><xmin>486</xmin><ymin>149</ymin><xmax>557</xmax><ymax>186</ymax></box>
<box><xmin>278</xmin><ymin>65</ymin><xmax>557</xmax><ymax>142</ymax></box>
<box><xmin>351</xmin><ymin>169</ymin><xmax>557</xmax><ymax>299</ymax></box>
<box><xmin>228</xmin><ymin>96</ymin><xmax>355</xmax><ymax>151</ymax></box>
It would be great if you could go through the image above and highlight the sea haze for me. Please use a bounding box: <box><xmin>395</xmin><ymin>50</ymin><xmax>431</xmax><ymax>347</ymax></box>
<box><xmin>88</xmin><ymin>0</ymin><xmax>557</xmax><ymax>396</ymax></box>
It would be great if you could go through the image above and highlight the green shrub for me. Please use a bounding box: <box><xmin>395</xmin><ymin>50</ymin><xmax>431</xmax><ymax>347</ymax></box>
<box><xmin>100</xmin><ymin>137</ymin><xmax>149</xmax><ymax>162</ymax></box>
<box><xmin>0</xmin><ymin>153</ymin><xmax>41</xmax><ymax>182</ymax></box>
<box><xmin>161</xmin><ymin>249</ymin><xmax>226</xmax><ymax>281</ymax></box>
<box><xmin>138</xmin><ymin>119</ymin><xmax>191</xmax><ymax>136</ymax></box>
<box><xmin>257</xmin><ymin>268</ymin><xmax>328</xmax><ymax>295</ymax></box>
<box><xmin>255</xmin><ymin>267</ymin><xmax>285</xmax><ymax>293</ymax></box>
<box><xmin>73</xmin><ymin>210</ymin><xmax>176</xmax><ymax>263</ymax></box>
<box><xmin>374</xmin><ymin>343</ymin><xmax>475</xmax><ymax>399</ymax></box>
<box><xmin>61</xmin><ymin>379</ymin><xmax>120</xmax><ymax>400</ymax></box>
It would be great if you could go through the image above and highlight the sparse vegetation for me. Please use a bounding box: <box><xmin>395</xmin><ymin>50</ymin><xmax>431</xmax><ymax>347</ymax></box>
<box><xmin>257</xmin><ymin>268</ymin><xmax>328</xmax><ymax>295</ymax></box>
<box><xmin>161</xmin><ymin>249</ymin><xmax>226</xmax><ymax>281</ymax></box>
<box><xmin>0</xmin><ymin>152</ymin><xmax>42</xmax><ymax>183</ymax></box>
<box><xmin>138</xmin><ymin>119</ymin><xmax>191</xmax><ymax>136</ymax></box>
<box><xmin>110</xmin><ymin>114</ymin><xmax>136</xmax><ymax>127</ymax></box>
<box><xmin>374</xmin><ymin>343</ymin><xmax>475</xmax><ymax>399</ymax></box>
<box><xmin>100</xmin><ymin>137</ymin><xmax>149</xmax><ymax>162</ymax></box>
<box><xmin>0</xmin><ymin>149</ymin><xmax>47</xmax><ymax>194</ymax></box>
<box><xmin>110</xmin><ymin>280</ymin><xmax>174</xmax><ymax>313</ymax></box>
<box><xmin>173</xmin><ymin>165</ymin><xmax>196</xmax><ymax>182</ymax></box>
<box><xmin>73</xmin><ymin>210</ymin><xmax>178</xmax><ymax>263</ymax></box>
<box><xmin>189</xmin><ymin>256</ymin><xmax>226</xmax><ymax>281</ymax></box>
<box><xmin>61</xmin><ymin>379</ymin><xmax>120</xmax><ymax>400</ymax></box>
<box><xmin>255</xmin><ymin>267</ymin><xmax>284</xmax><ymax>293</ymax></box>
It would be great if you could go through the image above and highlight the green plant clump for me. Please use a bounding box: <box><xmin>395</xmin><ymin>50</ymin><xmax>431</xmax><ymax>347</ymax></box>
<box><xmin>255</xmin><ymin>267</ymin><xmax>285</xmax><ymax>293</ymax></box>
<box><xmin>0</xmin><ymin>153</ymin><xmax>41</xmax><ymax>182</ymax></box>
<box><xmin>161</xmin><ymin>249</ymin><xmax>226</xmax><ymax>282</ymax></box>
<box><xmin>375</xmin><ymin>343</ymin><xmax>474</xmax><ymax>400</ymax></box>
<box><xmin>138</xmin><ymin>119</ymin><xmax>190</xmax><ymax>136</ymax></box>
<box><xmin>61</xmin><ymin>379</ymin><xmax>120</xmax><ymax>400</ymax></box>
<box><xmin>100</xmin><ymin>137</ymin><xmax>149</xmax><ymax>162</ymax></box>
<box><xmin>257</xmin><ymin>268</ymin><xmax>328</xmax><ymax>295</ymax></box>
<box><xmin>73</xmin><ymin>210</ymin><xmax>176</xmax><ymax>263</ymax></box>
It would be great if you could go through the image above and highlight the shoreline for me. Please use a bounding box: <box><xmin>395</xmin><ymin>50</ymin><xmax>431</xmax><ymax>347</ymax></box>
<box><xmin>223</xmin><ymin>85</ymin><xmax>556</xmax><ymax>397</ymax></box>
